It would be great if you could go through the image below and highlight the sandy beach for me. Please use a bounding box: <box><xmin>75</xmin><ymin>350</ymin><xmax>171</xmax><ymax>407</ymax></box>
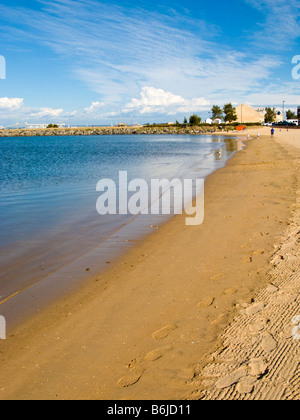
<box><xmin>0</xmin><ymin>127</ymin><xmax>299</xmax><ymax>400</ymax></box>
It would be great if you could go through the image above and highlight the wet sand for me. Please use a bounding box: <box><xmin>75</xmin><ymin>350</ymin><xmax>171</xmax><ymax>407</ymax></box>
<box><xmin>0</xmin><ymin>128</ymin><xmax>299</xmax><ymax>400</ymax></box>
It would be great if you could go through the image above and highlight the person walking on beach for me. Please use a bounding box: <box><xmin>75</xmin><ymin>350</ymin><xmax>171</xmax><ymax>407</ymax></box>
<box><xmin>271</xmin><ymin>128</ymin><xmax>275</xmax><ymax>136</ymax></box>
<box><xmin>257</xmin><ymin>133</ymin><xmax>260</xmax><ymax>139</ymax></box>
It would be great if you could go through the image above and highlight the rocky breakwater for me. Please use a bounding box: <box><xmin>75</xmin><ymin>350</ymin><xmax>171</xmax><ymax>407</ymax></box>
<box><xmin>0</xmin><ymin>126</ymin><xmax>221</xmax><ymax>138</ymax></box>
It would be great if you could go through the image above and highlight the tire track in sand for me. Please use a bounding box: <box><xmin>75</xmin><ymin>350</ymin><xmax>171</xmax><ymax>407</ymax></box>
<box><xmin>199</xmin><ymin>183</ymin><xmax>300</xmax><ymax>400</ymax></box>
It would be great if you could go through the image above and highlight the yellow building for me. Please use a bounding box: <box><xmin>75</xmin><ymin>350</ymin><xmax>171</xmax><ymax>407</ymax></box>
<box><xmin>235</xmin><ymin>104</ymin><xmax>265</xmax><ymax>124</ymax></box>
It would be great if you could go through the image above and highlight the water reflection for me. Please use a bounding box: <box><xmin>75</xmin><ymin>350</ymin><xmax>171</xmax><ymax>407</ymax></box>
<box><xmin>212</xmin><ymin>137</ymin><xmax>244</xmax><ymax>161</ymax></box>
<box><xmin>214</xmin><ymin>149</ymin><xmax>223</xmax><ymax>160</ymax></box>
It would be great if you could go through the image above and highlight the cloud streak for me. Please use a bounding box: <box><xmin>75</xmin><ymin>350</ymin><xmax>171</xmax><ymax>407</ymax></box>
<box><xmin>29</xmin><ymin>107</ymin><xmax>64</xmax><ymax>118</ymax></box>
<box><xmin>0</xmin><ymin>2</ymin><xmax>270</xmax><ymax>95</ymax></box>
<box><xmin>0</xmin><ymin>97</ymin><xmax>78</xmax><ymax>125</ymax></box>
<box><xmin>245</xmin><ymin>0</ymin><xmax>300</xmax><ymax>49</ymax></box>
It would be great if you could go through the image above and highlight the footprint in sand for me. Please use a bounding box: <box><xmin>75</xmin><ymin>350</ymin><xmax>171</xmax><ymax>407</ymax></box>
<box><xmin>223</xmin><ymin>288</ymin><xmax>238</xmax><ymax>296</ymax></box>
<box><xmin>118</xmin><ymin>366</ymin><xmax>144</xmax><ymax>388</ymax></box>
<box><xmin>251</xmin><ymin>249</ymin><xmax>265</xmax><ymax>256</ymax></box>
<box><xmin>211</xmin><ymin>313</ymin><xmax>227</xmax><ymax>327</ymax></box>
<box><xmin>242</xmin><ymin>256</ymin><xmax>253</xmax><ymax>264</ymax></box>
<box><xmin>198</xmin><ymin>296</ymin><xmax>215</xmax><ymax>308</ymax></box>
<box><xmin>144</xmin><ymin>345</ymin><xmax>174</xmax><ymax>362</ymax></box>
<box><xmin>152</xmin><ymin>324</ymin><xmax>177</xmax><ymax>340</ymax></box>
<box><xmin>210</xmin><ymin>274</ymin><xmax>224</xmax><ymax>282</ymax></box>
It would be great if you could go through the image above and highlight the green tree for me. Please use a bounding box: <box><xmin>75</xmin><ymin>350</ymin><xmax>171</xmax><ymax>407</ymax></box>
<box><xmin>183</xmin><ymin>117</ymin><xmax>188</xmax><ymax>126</ymax></box>
<box><xmin>211</xmin><ymin>105</ymin><xmax>223</xmax><ymax>120</ymax></box>
<box><xmin>189</xmin><ymin>114</ymin><xmax>201</xmax><ymax>126</ymax></box>
<box><xmin>264</xmin><ymin>107</ymin><xmax>277</xmax><ymax>123</ymax></box>
<box><xmin>286</xmin><ymin>110</ymin><xmax>297</xmax><ymax>120</ymax></box>
<box><xmin>223</xmin><ymin>103</ymin><xmax>237</xmax><ymax>123</ymax></box>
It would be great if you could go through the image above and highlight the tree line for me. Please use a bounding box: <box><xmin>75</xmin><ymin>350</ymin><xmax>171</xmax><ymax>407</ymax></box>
<box><xmin>180</xmin><ymin>105</ymin><xmax>298</xmax><ymax>126</ymax></box>
<box><xmin>264</xmin><ymin>108</ymin><xmax>297</xmax><ymax>123</ymax></box>
<box><xmin>177</xmin><ymin>103</ymin><xmax>238</xmax><ymax>127</ymax></box>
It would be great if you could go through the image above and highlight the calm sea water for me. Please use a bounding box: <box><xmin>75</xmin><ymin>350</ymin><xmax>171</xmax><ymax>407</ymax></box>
<box><xmin>0</xmin><ymin>134</ymin><xmax>241</xmax><ymax>324</ymax></box>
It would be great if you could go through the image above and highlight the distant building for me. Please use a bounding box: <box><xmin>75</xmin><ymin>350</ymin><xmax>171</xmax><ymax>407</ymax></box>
<box><xmin>213</xmin><ymin>118</ymin><xmax>222</xmax><ymax>125</ymax></box>
<box><xmin>273</xmin><ymin>109</ymin><xmax>284</xmax><ymax>123</ymax></box>
<box><xmin>235</xmin><ymin>104</ymin><xmax>286</xmax><ymax>124</ymax></box>
<box><xmin>206</xmin><ymin>118</ymin><xmax>222</xmax><ymax>125</ymax></box>
<box><xmin>25</xmin><ymin>123</ymin><xmax>48</xmax><ymax>129</ymax></box>
<box><xmin>235</xmin><ymin>104</ymin><xmax>264</xmax><ymax>124</ymax></box>
<box><xmin>25</xmin><ymin>123</ymin><xmax>66</xmax><ymax>129</ymax></box>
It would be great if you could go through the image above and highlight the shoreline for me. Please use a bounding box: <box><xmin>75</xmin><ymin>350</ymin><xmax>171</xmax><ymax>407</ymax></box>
<box><xmin>0</xmin><ymin>128</ymin><xmax>299</xmax><ymax>400</ymax></box>
<box><xmin>0</xmin><ymin>134</ymin><xmax>240</xmax><ymax>330</ymax></box>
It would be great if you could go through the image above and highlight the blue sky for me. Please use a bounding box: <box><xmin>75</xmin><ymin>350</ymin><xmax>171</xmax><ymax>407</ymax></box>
<box><xmin>0</xmin><ymin>0</ymin><xmax>299</xmax><ymax>126</ymax></box>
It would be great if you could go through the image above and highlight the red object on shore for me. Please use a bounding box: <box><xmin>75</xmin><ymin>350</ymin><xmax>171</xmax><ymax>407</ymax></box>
<box><xmin>236</xmin><ymin>126</ymin><xmax>246</xmax><ymax>131</ymax></box>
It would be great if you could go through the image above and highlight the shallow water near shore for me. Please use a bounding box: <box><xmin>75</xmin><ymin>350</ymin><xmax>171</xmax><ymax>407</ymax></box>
<box><xmin>0</xmin><ymin>134</ymin><xmax>242</xmax><ymax>325</ymax></box>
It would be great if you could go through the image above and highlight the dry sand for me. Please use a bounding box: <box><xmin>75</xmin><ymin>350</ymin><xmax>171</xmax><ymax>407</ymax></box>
<box><xmin>201</xmin><ymin>127</ymin><xmax>300</xmax><ymax>400</ymax></box>
<box><xmin>0</xmin><ymin>127</ymin><xmax>299</xmax><ymax>400</ymax></box>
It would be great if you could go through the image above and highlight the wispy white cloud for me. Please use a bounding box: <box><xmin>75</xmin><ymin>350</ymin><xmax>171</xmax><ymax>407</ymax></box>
<box><xmin>84</xmin><ymin>101</ymin><xmax>106</xmax><ymax>114</ymax></box>
<box><xmin>12</xmin><ymin>2</ymin><xmax>284</xmax><ymax>103</ymax></box>
<box><xmin>0</xmin><ymin>1</ymin><xmax>233</xmax><ymax>102</ymax></box>
<box><xmin>245</xmin><ymin>0</ymin><xmax>300</xmax><ymax>49</ymax></box>
<box><xmin>246</xmin><ymin>81</ymin><xmax>300</xmax><ymax>106</ymax></box>
<box><xmin>36</xmin><ymin>0</ymin><xmax>218</xmax><ymax>104</ymax></box>
<box><xmin>0</xmin><ymin>97</ymin><xmax>79</xmax><ymax>125</ymax></box>
<box><xmin>29</xmin><ymin>107</ymin><xmax>64</xmax><ymax>118</ymax></box>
